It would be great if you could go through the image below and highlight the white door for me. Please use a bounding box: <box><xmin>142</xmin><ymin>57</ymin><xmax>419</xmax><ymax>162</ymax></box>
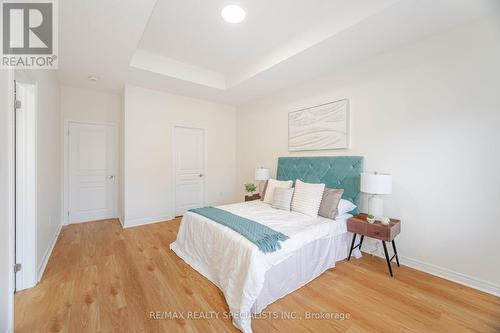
<box><xmin>15</xmin><ymin>82</ymin><xmax>37</xmax><ymax>291</ymax></box>
<box><xmin>68</xmin><ymin>122</ymin><xmax>116</xmax><ymax>223</ymax></box>
<box><xmin>174</xmin><ymin>126</ymin><xmax>205</xmax><ymax>216</ymax></box>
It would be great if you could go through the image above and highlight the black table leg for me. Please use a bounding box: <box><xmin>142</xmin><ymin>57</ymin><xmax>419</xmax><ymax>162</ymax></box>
<box><xmin>382</xmin><ymin>241</ymin><xmax>393</xmax><ymax>277</ymax></box>
<box><xmin>348</xmin><ymin>234</ymin><xmax>356</xmax><ymax>261</ymax></box>
<box><xmin>392</xmin><ymin>240</ymin><xmax>400</xmax><ymax>267</ymax></box>
<box><xmin>359</xmin><ymin>235</ymin><xmax>365</xmax><ymax>250</ymax></box>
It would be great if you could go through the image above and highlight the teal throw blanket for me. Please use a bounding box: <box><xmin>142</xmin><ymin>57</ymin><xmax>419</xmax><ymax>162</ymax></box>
<box><xmin>188</xmin><ymin>207</ymin><xmax>289</xmax><ymax>253</ymax></box>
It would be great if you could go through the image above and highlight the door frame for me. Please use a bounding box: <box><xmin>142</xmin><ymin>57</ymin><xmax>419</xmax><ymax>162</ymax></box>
<box><xmin>172</xmin><ymin>125</ymin><xmax>207</xmax><ymax>217</ymax></box>
<box><xmin>63</xmin><ymin>120</ymin><xmax>119</xmax><ymax>225</ymax></box>
<box><xmin>5</xmin><ymin>70</ymin><xmax>16</xmax><ymax>333</ymax></box>
<box><xmin>15</xmin><ymin>81</ymin><xmax>38</xmax><ymax>290</ymax></box>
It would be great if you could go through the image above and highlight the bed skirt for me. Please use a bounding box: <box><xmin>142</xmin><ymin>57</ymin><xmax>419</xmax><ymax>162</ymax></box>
<box><xmin>251</xmin><ymin>232</ymin><xmax>361</xmax><ymax>313</ymax></box>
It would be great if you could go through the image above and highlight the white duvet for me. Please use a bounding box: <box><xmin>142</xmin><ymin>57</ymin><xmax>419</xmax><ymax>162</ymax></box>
<box><xmin>170</xmin><ymin>200</ymin><xmax>348</xmax><ymax>333</ymax></box>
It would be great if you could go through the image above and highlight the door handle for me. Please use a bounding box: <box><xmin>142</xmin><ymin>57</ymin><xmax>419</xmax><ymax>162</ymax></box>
<box><xmin>107</xmin><ymin>175</ymin><xmax>115</xmax><ymax>180</ymax></box>
<box><xmin>199</xmin><ymin>174</ymin><xmax>203</xmax><ymax>177</ymax></box>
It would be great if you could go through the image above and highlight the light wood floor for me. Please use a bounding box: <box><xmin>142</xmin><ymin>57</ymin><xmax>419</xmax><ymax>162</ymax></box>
<box><xmin>15</xmin><ymin>218</ymin><xmax>500</xmax><ymax>333</ymax></box>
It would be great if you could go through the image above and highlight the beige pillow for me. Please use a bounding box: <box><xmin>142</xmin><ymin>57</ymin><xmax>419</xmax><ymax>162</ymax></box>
<box><xmin>272</xmin><ymin>187</ymin><xmax>295</xmax><ymax>211</ymax></box>
<box><xmin>318</xmin><ymin>188</ymin><xmax>344</xmax><ymax>219</ymax></box>
<box><xmin>291</xmin><ymin>180</ymin><xmax>325</xmax><ymax>217</ymax></box>
<box><xmin>263</xmin><ymin>179</ymin><xmax>293</xmax><ymax>204</ymax></box>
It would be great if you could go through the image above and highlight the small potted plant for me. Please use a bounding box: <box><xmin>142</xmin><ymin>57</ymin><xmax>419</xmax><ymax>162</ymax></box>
<box><xmin>244</xmin><ymin>183</ymin><xmax>258</xmax><ymax>200</ymax></box>
<box><xmin>366</xmin><ymin>214</ymin><xmax>375</xmax><ymax>224</ymax></box>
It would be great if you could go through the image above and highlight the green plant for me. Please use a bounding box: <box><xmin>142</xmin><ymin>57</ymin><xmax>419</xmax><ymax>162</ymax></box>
<box><xmin>244</xmin><ymin>183</ymin><xmax>257</xmax><ymax>194</ymax></box>
<box><xmin>367</xmin><ymin>214</ymin><xmax>375</xmax><ymax>219</ymax></box>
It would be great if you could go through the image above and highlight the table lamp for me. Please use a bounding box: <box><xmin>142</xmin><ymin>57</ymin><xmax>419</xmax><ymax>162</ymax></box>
<box><xmin>254</xmin><ymin>167</ymin><xmax>270</xmax><ymax>195</ymax></box>
<box><xmin>360</xmin><ymin>172</ymin><xmax>392</xmax><ymax>218</ymax></box>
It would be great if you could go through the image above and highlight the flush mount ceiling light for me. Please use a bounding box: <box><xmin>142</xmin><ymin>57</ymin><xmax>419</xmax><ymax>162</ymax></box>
<box><xmin>221</xmin><ymin>5</ymin><xmax>246</xmax><ymax>23</ymax></box>
<box><xmin>87</xmin><ymin>75</ymin><xmax>99</xmax><ymax>82</ymax></box>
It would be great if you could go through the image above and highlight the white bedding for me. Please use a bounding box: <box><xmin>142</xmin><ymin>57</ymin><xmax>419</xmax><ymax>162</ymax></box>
<box><xmin>170</xmin><ymin>200</ymin><xmax>352</xmax><ymax>333</ymax></box>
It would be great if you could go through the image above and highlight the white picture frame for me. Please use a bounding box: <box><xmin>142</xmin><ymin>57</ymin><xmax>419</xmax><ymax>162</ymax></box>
<box><xmin>288</xmin><ymin>99</ymin><xmax>349</xmax><ymax>151</ymax></box>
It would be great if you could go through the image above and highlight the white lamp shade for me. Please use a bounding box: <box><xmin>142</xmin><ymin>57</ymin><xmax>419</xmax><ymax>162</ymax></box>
<box><xmin>361</xmin><ymin>172</ymin><xmax>392</xmax><ymax>194</ymax></box>
<box><xmin>254</xmin><ymin>168</ymin><xmax>270</xmax><ymax>181</ymax></box>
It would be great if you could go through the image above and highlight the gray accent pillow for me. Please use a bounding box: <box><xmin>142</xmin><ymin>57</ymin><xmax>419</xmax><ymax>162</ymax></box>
<box><xmin>318</xmin><ymin>188</ymin><xmax>344</xmax><ymax>219</ymax></box>
<box><xmin>272</xmin><ymin>187</ymin><xmax>295</xmax><ymax>211</ymax></box>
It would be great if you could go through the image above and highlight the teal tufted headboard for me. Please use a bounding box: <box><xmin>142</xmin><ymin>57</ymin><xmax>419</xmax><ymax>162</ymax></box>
<box><xmin>276</xmin><ymin>156</ymin><xmax>364</xmax><ymax>215</ymax></box>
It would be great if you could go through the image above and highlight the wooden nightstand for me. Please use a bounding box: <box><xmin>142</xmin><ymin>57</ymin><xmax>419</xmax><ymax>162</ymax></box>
<box><xmin>245</xmin><ymin>194</ymin><xmax>261</xmax><ymax>202</ymax></box>
<box><xmin>347</xmin><ymin>213</ymin><xmax>401</xmax><ymax>277</ymax></box>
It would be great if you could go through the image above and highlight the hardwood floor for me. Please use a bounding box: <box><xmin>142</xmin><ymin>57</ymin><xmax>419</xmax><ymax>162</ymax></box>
<box><xmin>15</xmin><ymin>218</ymin><xmax>500</xmax><ymax>333</ymax></box>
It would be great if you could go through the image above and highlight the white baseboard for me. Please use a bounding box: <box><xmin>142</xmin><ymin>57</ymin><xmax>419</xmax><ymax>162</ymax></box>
<box><xmin>37</xmin><ymin>223</ymin><xmax>62</xmax><ymax>282</ymax></box>
<box><xmin>360</xmin><ymin>242</ymin><xmax>500</xmax><ymax>297</ymax></box>
<box><xmin>400</xmin><ymin>256</ymin><xmax>500</xmax><ymax>297</ymax></box>
<box><xmin>122</xmin><ymin>214</ymin><xmax>173</xmax><ymax>229</ymax></box>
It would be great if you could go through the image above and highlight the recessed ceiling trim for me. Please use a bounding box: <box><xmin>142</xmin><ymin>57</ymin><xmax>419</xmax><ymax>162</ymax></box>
<box><xmin>130</xmin><ymin>49</ymin><xmax>227</xmax><ymax>90</ymax></box>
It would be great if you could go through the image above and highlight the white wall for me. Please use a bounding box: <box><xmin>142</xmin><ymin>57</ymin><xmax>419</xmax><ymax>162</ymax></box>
<box><xmin>60</xmin><ymin>86</ymin><xmax>124</xmax><ymax>223</ymax></box>
<box><xmin>15</xmin><ymin>69</ymin><xmax>63</xmax><ymax>280</ymax></box>
<box><xmin>0</xmin><ymin>70</ymin><xmax>14</xmax><ymax>333</ymax></box>
<box><xmin>61</xmin><ymin>86</ymin><xmax>123</xmax><ymax>123</ymax></box>
<box><xmin>236</xmin><ymin>17</ymin><xmax>500</xmax><ymax>293</ymax></box>
<box><xmin>123</xmin><ymin>85</ymin><xmax>238</xmax><ymax>227</ymax></box>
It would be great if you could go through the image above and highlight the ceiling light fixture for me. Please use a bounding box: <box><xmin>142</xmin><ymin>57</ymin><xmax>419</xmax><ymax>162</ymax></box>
<box><xmin>87</xmin><ymin>75</ymin><xmax>99</xmax><ymax>82</ymax></box>
<box><xmin>221</xmin><ymin>5</ymin><xmax>246</xmax><ymax>24</ymax></box>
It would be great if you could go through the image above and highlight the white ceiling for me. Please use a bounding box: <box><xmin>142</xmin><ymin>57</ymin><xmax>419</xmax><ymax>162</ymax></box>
<box><xmin>138</xmin><ymin>0</ymin><xmax>398</xmax><ymax>85</ymax></box>
<box><xmin>58</xmin><ymin>0</ymin><xmax>500</xmax><ymax>105</ymax></box>
<box><xmin>58</xmin><ymin>0</ymin><xmax>158</xmax><ymax>93</ymax></box>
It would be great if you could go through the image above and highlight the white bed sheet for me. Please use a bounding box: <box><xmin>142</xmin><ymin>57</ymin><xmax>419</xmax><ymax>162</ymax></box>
<box><xmin>170</xmin><ymin>201</ymin><xmax>356</xmax><ymax>333</ymax></box>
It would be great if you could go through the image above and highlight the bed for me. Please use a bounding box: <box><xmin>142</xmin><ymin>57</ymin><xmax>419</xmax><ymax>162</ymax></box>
<box><xmin>170</xmin><ymin>156</ymin><xmax>363</xmax><ymax>333</ymax></box>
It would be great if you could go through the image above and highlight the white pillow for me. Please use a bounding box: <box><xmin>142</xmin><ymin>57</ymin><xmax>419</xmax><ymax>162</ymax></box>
<box><xmin>291</xmin><ymin>180</ymin><xmax>325</xmax><ymax>217</ymax></box>
<box><xmin>272</xmin><ymin>187</ymin><xmax>295</xmax><ymax>211</ymax></box>
<box><xmin>337</xmin><ymin>199</ymin><xmax>357</xmax><ymax>216</ymax></box>
<box><xmin>263</xmin><ymin>179</ymin><xmax>293</xmax><ymax>204</ymax></box>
